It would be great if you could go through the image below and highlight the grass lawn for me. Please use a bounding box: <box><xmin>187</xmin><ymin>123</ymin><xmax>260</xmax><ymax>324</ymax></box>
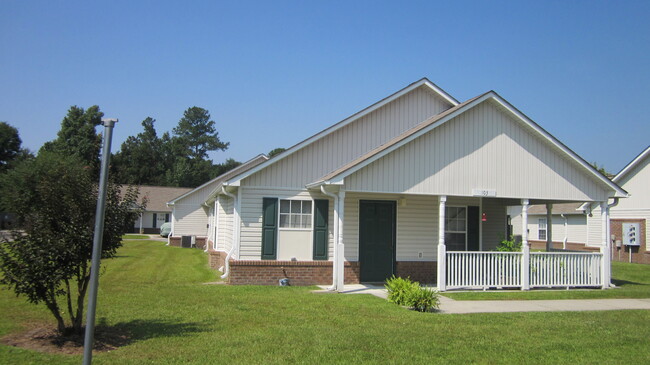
<box><xmin>443</xmin><ymin>261</ymin><xmax>650</xmax><ymax>301</ymax></box>
<box><xmin>1</xmin><ymin>240</ymin><xmax>649</xmax><ymax>364</ymax></box>
<box><xmin>121</xmin><ymin>234</ymin><xmax>151</xmax><ymax>240</ymax></box>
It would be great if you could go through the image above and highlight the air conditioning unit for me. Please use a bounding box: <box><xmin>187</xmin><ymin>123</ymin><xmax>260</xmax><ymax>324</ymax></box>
<box><xmin>181</xmin><ymin>235</ymin><xmax>192</xmax><ymax>248</ymax></box>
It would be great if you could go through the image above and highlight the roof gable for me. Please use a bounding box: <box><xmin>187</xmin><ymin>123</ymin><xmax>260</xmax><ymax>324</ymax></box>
<box><xmin>613</xmin><ymin>145</ymin><xmax>650</xmax><ymax>185</ymax></box>
<box><xmin>225</xmin><ymin>78</ymin><xmax>458</xmax><ymax>186</ymax></box>
<box><xmin>310</xmin><ymin>92</ymin><xmax>627</xmax><ymax>200</ymax></box>
<box><xmin>167</xmin><ymin>154</ymin><xmax>268</xmax><ymax>205</ymax></box>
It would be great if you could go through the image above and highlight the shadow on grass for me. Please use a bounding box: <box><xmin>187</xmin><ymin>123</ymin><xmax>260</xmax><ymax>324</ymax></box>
<box><xmin>611</xmin><ymin>278</ymin><xmax>644</xmax><ymax>287</ymax></box>
<box><xmin>91</xmin><ymin>318</ymin><xmax>209</xmax><ymax>350</ymax></box>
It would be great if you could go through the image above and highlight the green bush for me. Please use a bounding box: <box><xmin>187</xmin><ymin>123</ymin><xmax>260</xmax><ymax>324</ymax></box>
<box><xmin>385</xmin><ymin>276</ymin><xmax>439</xmax><ymax>312</ymax></box>
<box><xmin>495</xmin><ymin>235</ymin><xmax>522</xmax><ymax>252</ymax></box>
<box><xmin>409</xmin><ymin>286</ymin><xmax>440</xmax><ymax>312</ymax></box>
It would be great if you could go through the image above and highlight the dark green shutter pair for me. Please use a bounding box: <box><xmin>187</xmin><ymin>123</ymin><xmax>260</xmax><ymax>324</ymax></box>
<box><xmin>261</xmin><ymin>198</ymin><xmax>329</xmax><ymax>260</ymax></box>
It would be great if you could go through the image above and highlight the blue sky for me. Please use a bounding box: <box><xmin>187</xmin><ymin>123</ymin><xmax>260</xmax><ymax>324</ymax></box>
<box><xmin>1</xmin><ymin>1</ymin><xmax>649</xmax><ymax>174</ymax></box>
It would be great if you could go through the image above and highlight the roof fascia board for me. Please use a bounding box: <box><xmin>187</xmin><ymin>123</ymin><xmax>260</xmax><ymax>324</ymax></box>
<box><xmin>612</xmin><ymin>145</ymin><xmax>650</xmax><ymax>183</ymax></box>
<box><xmin>167</xmin><ymin>154</ymin><xmax>267</xmax><ymax>205</ymax></box>
<box><xmin>226</xmin><ymin>78</ymin><xmax>458</xmax><ymax>186</ymax></box>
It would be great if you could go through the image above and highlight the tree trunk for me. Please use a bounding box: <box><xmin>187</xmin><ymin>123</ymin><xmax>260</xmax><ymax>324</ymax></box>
<box><xmin>44</xmin><ymin>296</ymin><xmax>67</xmax><ymax>334</ymax></box>
<box><xmin>73</xmin><ymin>276</ymin><xmax>90</xmax><ymax>335</ymax></box>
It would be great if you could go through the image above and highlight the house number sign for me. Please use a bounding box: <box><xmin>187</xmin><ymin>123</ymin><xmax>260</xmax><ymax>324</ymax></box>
<box><xmin>472</xmin><ymin>189</ymin><xmax>496</xmax><ymax>197</ymax></box>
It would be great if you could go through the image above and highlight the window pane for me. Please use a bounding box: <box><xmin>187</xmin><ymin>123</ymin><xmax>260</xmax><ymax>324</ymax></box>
<box><xmin>279</xmin><ymin>214</ymin><xmax>288</xmax><ymax>227</ymax></box>
<box><xmin>457</xmin><ymin>219</ymin><xmax>466</xmax><ymax>232</ymax></box>
<box><xmin>458</xmin><ymin>207</ymin><xmax>466</xmax><ymax>218</ymax></box>
<box><xmin>303</xmin><ymin>214</ymin><xmax>312</xmax><ymax>228</ymax></box>
<box><xmin>291</xmin><ymin>214</ymin><xmax>300</xmax><ymax>228</ymax></box>
<box><xmin>291</xmin><ymin>200</ymin><xmax>301</xmax><ymax>213</ymax></box>
<box><xmin>280</xmin><ymin>200</ymin><xmax>290</xmax><ymax>213</ymax></box>
<box><xmin>302</xmin><ymin>201</ymin><xmax>312</xmax><ymax>214</ymax></box>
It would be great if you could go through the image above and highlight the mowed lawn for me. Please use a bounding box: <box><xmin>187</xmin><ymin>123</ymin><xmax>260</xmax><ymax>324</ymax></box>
<box><xmin>1</xmin><ymin>241</ymin><xmax>649</xmax><ymax>364</ymax></box>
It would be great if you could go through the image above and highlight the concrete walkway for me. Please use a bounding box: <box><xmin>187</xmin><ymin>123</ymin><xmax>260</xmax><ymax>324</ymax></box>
<box><xmin>314</xmin><ymin>284</ymin><xmax>650</xmax><ymax>314</ymax></box>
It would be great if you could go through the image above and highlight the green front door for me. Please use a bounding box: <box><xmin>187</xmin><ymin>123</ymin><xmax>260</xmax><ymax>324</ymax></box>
<box><xmin>359</xmin><ymin>200</ymin><xmax>396</xmax><ymax>282</ymax></box>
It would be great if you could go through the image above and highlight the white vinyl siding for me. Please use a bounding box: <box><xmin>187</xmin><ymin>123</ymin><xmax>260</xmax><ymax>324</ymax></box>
<box><xmin>217</xmin><ymin>195</ymin><xmax>234</xmax><ymax>252</ymax></box>
<box><xmin>345</xmin><ymin>100</ymin><xmax>608</xmax><ymax>202</ymax></box>
<box><xmin>244</xmin><ymin>86</ymin><xmax>452</xmax><ymax>188</ymax></box>
<box><xmin>172</xmin><ymin>204</ymin><xmax>209</xmax><ymax>236</ymax></box>
<box><xmin>614</xmin><ymin>155</ymin><xmax>650</xmax><ymax>210</ymax></box>
<box><xmin>238</xmin><ymin>187</ymin><xmax>334</xmax><ymax>260</ymax></box>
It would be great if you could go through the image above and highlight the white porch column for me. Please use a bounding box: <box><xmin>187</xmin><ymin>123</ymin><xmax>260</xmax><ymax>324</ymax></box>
<box><xmin>600</xmin><ymin>201</ymin><xmax>610</xmax><ymax>288</ymax></box>
<box><xmin>546</xmin><ymin>203</ymin><xmax>553</xmax><ymax>251</ymax></box>
<box><xmin>521</xmin><ymin>199</ymin><xmax>530</xmax><ymax>290</ymax></box>
<box><xmin>437</xmin><ymin>196</ymin><xmax>447</xmax><ymax>291</ymax></box>
<box><xmin>336</xmin><ymin>190</ymin><xmax>346</xmax><ymax>291</ymax></box>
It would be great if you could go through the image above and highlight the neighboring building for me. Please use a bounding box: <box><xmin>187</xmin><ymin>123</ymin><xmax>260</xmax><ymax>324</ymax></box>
<box><xmin>585</xmin><ymin>146</ymin><xmax>650</xmax><ymax>264</ymax></box>
<box><xmin>167</xmin><ymin>155</ymin><xmax>269</xmax><ymax>249</ymax></box>
<box><xmin>126</xmin><ymin>185</ymin><xmax>192</xmax><ymax>234</ymax></box>
<box><xmin>509</xmin><ymin>203</ymin><xmax>594</xmax><ymax>251</ymax></box>
<box><xmin>172</xmin><ymin>78</ymin><xmax>626</xmax><ymax>288</ymax></box>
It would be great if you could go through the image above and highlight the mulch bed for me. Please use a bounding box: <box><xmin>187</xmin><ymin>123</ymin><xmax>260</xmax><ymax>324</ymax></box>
<box><xmin>1</xmin><ymin>323</ymin><xmax>131</xmax><ymax>355</ymax></box>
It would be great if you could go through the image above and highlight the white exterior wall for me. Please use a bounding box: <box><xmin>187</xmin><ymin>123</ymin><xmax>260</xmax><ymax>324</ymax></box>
<box><xmin>134</xmin><ymin>211</ymin><xmax>170</xmax><ymax>230</ymax></box>
<box><xmin>216</xmin><ymin>195</ymin><xmax>234</xmax><ymax>252</ymax></box>
<box><xmin>238</xmin><ymin>186</ymin><xmax>334</xmax><ymax>260</ymax></box>
<box><xmin>172</xmin><ymin>204</ymin><xmax>209</xmax><ymax>236</ymax></box>
<box><xmin>245</xmin><ymin>87</ymin><xmax>452</xmax><ymax>188</ymax></box>
<box><xmin>525</xmin><ymin>214</ymin><xmax>588</xmax><ymax>244</ymax></box>
<box><xmin>610</xmin><ymin>154</ymin><xmax>650</xmax><ymax>250</ymax></box>
<box><xmin>345</xmin><ymin>101</ymin><xmax>607</xmax><ymax>202</ymax></box>
<box><xmin>341</xmin><ymin>193</ymin><xmax>509</xmax><ymax>262</ymax></box>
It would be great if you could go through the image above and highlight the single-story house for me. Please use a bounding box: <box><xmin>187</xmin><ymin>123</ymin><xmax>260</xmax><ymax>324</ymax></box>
<box><xmin>125</xmin><ymin>185</ymin><xmax>192</xmax><ymax>234</ymax></box>
<box><xmin>171</xmin><ymin>78</ymin><xmax>627</xmax><ymax>290</ymax></box>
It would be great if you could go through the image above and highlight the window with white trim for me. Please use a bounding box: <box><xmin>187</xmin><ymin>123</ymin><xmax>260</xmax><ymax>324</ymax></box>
<box><xmin>445</xmin><ymin>206</ymin><xmax>466</xmax><ymax>251</ymax></box>
<box><xmin>279</xmin><ymin>200</ymin><xmax>312</xmax><ymax>229</ymax></box>
<box><xmin>538</xmin><ymin>218</ymin><xmax>547</xmax><ymax>240</ymax></box>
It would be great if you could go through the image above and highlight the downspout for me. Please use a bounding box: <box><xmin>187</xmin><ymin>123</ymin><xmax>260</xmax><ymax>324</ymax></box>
<box><xmin>560</xmin><ymin>214</ymin><xmax>568</xmax><ymax>250</ymax></box>
<box><xmin>220</xmin><ymin>186</ymin><xmax>237</xmax><ymax>280</ymax></box>
<box><xmin>203</xmin><ymin>202</ymin><xmax>211</xmax><ymax>252</ymax></box>
<box><xmin>320</xmin><ymin>185</ymin><xmax>339</xmax><ymax>291</ymax></box>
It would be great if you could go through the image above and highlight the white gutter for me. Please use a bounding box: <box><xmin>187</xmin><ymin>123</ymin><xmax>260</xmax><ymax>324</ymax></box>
<box><xmin>220</xmin><ymin>186</ymin><xmax>238</xmax><ymax>280</ymax></box>
<box><xmin>203</xmin><ymin>202</ymin><xmax>211</xmax><ymax>253</ymax></box>
<box><xmin>320</xmin><ymin>185</ymin><xmax>339</xmax><ymax>291</ymax></box>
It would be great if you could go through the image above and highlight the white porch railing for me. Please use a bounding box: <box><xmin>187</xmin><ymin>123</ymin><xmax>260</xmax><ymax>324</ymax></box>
<box><xmin>529</xmin><ymin>252</ymin><xmax>602</xmax><ymax>288</ymax></box>
<box><xmin>446</xmin><ymin>251</ymin><xmax>603</xmax><ymax>290</ymax></box>
<box><xmin>447</xmin><ymin>252</ymin><xmax>522</xmax><ymax>289</ymax></box>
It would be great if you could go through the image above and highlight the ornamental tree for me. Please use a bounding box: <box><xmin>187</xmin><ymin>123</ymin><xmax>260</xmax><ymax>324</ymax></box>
<box><xmin>0</xmin><ymin>152</ymin><xmax>142</xmax><ymax>334</ymax></box>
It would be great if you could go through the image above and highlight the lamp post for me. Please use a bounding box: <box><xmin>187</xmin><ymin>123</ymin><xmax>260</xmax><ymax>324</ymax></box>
<box><xmin>82</xmin><ymin>118</ymin><xmax>117</xmax><ymax>365</ymax></box>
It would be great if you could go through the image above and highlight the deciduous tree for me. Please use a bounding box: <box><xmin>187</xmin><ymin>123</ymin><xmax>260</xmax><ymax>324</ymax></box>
<box><xmin>0</xmin><ymin>152</ymin><xmax>142</xmax><ymax>335</ymax></box>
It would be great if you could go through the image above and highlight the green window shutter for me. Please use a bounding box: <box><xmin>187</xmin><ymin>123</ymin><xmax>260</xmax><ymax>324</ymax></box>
<box><xmin>261</xmin><ymin>198</ymin><xmax>278</xmax><ymax>260</ymax></box>
<box><xmin>313</xmin><ymin>199</ymin><xmax>329</xmax><ymax>260</ymax></box>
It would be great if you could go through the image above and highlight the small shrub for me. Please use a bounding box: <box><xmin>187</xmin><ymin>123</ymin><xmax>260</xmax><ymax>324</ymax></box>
<box><xmin>385</xmin><ymin>275</ymin><xmax>418</xmax><ymax>305</ymax></box>
<box><xmin>408</xmin><ymin>286</ymin><xmax>440</xmax><ymax>312</ymax></box>
<box><xmin>385</xmin><ymin>276</ymin><xmax>440</xmax><ymax>312</ymax></box>
<box><xmin>495</xmin><ymin>235</ymin><xmax>521</xmax><ymax>252</ymax></box>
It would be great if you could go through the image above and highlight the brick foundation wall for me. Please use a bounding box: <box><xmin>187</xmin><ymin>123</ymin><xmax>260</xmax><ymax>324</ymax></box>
<box><xmin>611</xmin><ymin>219</ymin><xmax>650</xmax><ymax>264</ymax></box>
<box><xmin>208</xmin><ymin>250</ymin><xmax>226</xmax><ymax>270</ymax></box>
<box><xmin>227</xmin><ymin>260</ymin><xmax>360</xmax><ymax>286</ymax></box>
<box><xmin>395</xmin><ymin>261</ymin><xmax>437</xmax><ymax>283</ymax></box>
<box><xmin>529</xmin><ymin>240</ymin><xmax>599</xmax><ymax>252</ymax></box>
<box><xmin>168</xmin><ymin>236</ymin><xmax>207</xmax><ymax>249</ymax></box>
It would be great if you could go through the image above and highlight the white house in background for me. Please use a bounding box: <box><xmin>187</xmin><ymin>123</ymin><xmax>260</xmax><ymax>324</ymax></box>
<box><xmin>166</xmin><ymin>155</ymin><xmax>269</xmax><ymax>248</ymax></box>
<box><xmin>172</xmin><ymin>78</ymin><xmax>627</xmax><ymax>290</ymax></box>
<box><xmin>126</xmin><ymin>185</ymin><xmax>192</xmax><ymax>234</ymax></box>
<box><xmin>583</xmin><ymin>146</ymin><xmax>650</xmax><ymax>264</ymax></box>
<box><xmin>508</xmin><ymin>203</ymin><xmax>593</xmax><ymax>251</ymax></box>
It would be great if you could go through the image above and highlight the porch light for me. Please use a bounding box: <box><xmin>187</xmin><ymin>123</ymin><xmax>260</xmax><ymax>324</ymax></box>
<box><xmin>482</xmin><ymin>212</ymin><xmax>487</xmax><ymax>221</ymax></box>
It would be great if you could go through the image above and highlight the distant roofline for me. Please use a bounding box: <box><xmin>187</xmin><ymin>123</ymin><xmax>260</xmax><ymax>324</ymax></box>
<box><xmin>166</xmin><ymin>154</ymin><xmax>268</xmax><ymax>205</ymax></box>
